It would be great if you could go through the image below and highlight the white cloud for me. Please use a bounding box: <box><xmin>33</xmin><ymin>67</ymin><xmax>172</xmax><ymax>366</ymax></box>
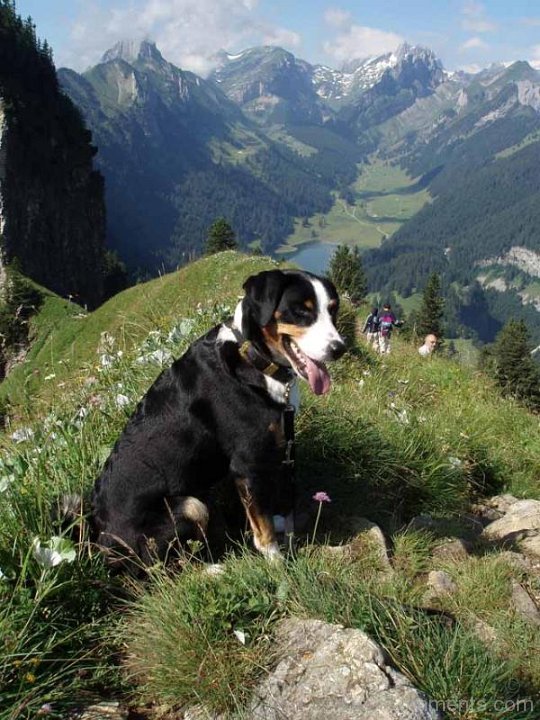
<box><xmin>461</xmin><ymin>2</ymin><xmax>496</xmax><ymax>33</ymax></box>
<box><xmin>261</xmin><ymin>27</ymin><xmax>301</xmax><ymax>49</ymax></box>
<box><xmin>323</xmin><ymin>25</ymin><xmax>403</xmax><ymax>65</ymax></box>
<box><xmin>323</xmin><ymin>8</ymin><xmax>352</xmax><ymax>29</ymax></box>
<box><xmin>529</xmin><ymin>44</ymin><xmax>540</xmax><ymax>70</ymax></box>
<box><xmin>460</xmin><ymin>37</ymin><xmax>489</xmax><ymax>51</ymax></box>
<box><xmin>59</xmin><ymin>0</ymin><xmax>299</xmax><ymax>75</ymax></box>
<box><xmin>458</xmin><ymin>63</ymin><xmax>483</xmax><ymax>74</ymax></box>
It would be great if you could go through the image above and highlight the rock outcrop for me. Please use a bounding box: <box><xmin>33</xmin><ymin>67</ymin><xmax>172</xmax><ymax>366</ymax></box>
<box><xmin>249</xmin><ymin>618</ymin><xmax>441</xmax><ymax>720</ymax></box>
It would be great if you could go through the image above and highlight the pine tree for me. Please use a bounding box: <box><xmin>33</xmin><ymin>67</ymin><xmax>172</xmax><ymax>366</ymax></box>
<box><xmin>493</xmin><ymin>319</ymin><xmax>540</xmax><ymax>410</ymax></box>
<box><xmin>328</xmin><ymin>245</ymin><xmax>367</xmax><ymax>306</ymax></box>
<box><xmin>205</xmin><ymin>218</ymin><xmax>237</xmax><ymax>254</ymax></box>
<box><xmin>416</xmin><ymin>272</ymin><xmax>444</xmax><ymax>342</ymax></box>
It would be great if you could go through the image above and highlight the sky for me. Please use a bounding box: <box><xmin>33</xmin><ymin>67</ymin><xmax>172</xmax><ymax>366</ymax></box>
<box><xmin>13</xmin><ymin>0</ymin><xmax>540</xmax><ymax>76</ymax></box>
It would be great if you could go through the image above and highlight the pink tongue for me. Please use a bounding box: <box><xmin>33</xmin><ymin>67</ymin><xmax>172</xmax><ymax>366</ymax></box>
<box><xmin>305</xmin><ymin>356</ymin><xmax>331</xmax><ymax>395</ymax></box>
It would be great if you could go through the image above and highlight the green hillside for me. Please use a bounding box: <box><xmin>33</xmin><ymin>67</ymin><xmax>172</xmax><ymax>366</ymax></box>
<box><xmin>1</xmin><ymin>253</ymin><xmax>539</xmax><ymax>719</ymax></box>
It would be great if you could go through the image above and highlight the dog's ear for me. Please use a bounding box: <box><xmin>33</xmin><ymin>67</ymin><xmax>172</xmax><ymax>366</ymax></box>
<box><xmin>242</xmin><ymin>270</ymin><xmax>288</xmax><ymax>330</ymax></box>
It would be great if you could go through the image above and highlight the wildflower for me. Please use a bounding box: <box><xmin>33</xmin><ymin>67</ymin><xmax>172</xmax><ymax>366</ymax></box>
<box><xmin>32</xmin><ymin>536</ymin><xmax>76</xmax><ymax>568</ymax></box>
<box><xmin>10</xmin><ymin>427</ymin><xmax>34</xmax><ymax>443</ymax></box>
<box><xmin>233</xmin><ymin>629</ymin><xmax>246</xmax><ymax>645</ymax></box>
<box><xmin>44</xmin><ymin>373</ymin><xmax>56</xmax><ymax>381</ymax></box>
<box><xmin>99</xmin><ymin>353</ymin><xmax>115</xmax><ymax>368</ymax></box>
<box><xmin>311</xmin><ymin>491</ymin><xmax>331</xmax><ymax>545</ymax></box>
<box><xmin>38</xmin><ymin>704</ymin><xmax>53</xmax><ymax>715</ymax></box>
<box><xmin>115</xmin><ymin>394</ymin><xmax>130</xmax><ymax>408</ymax></box>
<box><xmin>0</xmin><ymin>474</ymin><xmax>14</xmax><ymax>492</ymax></box>
<box><xmin>24</xmin><ymin>673</ymin><xmax>36</xmax><ymax>683</ymax></box>
<box><xmin>448</xmin><ymin>456</ymin><xmax>463</xmax><ymax>468</ymax></box>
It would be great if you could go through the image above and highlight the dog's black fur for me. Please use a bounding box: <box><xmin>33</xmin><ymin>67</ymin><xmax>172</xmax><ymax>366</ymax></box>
<box><xmin>90</xmin><ymin>269</ymin><xmax>344</xmax><ymax>567</ymax></box>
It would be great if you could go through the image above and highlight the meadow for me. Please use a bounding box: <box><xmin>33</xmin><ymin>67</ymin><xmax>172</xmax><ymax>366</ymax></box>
<box><xmin>1</xmin><ymin>252</ymin><xmax>539</xmax><ymax>719</ymax></box>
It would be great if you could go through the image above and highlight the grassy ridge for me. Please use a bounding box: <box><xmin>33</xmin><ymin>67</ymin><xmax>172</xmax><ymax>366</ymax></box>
<box><xmin>1</xmin><ymin>252</ymin><xmax>539</xmax><ymax>719</ymax></box>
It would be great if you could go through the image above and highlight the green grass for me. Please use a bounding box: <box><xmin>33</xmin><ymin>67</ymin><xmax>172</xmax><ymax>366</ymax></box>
<box><xmin>278</xmin><ymin>157</ymin><xmax>429</xmax><ymax>253</ymax></box>
<box><xmin>1</xmin><ymin>252</ymin><xmax>539</xmax><ymax>718</ymax></box>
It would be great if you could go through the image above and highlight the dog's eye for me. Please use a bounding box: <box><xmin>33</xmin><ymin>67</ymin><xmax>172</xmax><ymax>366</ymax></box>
<box><xmin>294</xmin><ymin>305</ymin><xmax>313</xmax><ymax>318</ymax></box>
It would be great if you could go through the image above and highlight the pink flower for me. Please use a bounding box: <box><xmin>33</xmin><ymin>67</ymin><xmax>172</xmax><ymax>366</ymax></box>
<box><xmin>312</xmin><ymin>491</ymin><xmax>331</xmax><ymax>503</ymax></box>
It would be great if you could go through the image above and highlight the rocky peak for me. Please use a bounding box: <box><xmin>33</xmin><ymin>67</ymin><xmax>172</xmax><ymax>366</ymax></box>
<box><xmin>100</xmin><ymin>40</ymin><xmax>164</xmax><ymax>66</ymax></box>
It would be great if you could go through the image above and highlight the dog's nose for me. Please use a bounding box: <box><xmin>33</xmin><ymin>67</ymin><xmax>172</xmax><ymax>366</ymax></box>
<box><xmin>329</xmin><ymin>339</ymin><xmax>346</xmax><ymax>360</ymax></box>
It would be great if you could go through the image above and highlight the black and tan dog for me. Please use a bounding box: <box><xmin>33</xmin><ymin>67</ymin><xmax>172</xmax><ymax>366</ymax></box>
<box><xmin>90</xmin><ymin>269</ymin><xmax>345</xmax><ymax>566</ymax></box>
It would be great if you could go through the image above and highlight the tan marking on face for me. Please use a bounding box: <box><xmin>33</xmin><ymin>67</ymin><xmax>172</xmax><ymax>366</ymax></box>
<box><xmin>235</xmin><ymin>478</ymin><xmax>277</xmax><ymax>550</ymax></box>
<box><xmin>328</xmin><ymin>299</ymin><xmax>337</xmax><ymax>310</ymax></box>
<box><xmin>275</xmin><ymin>322</ymin><xmax>309</xmax><ymax>339</ymax></box>
<box><xmin>304</xmin><ymin>299</ymin><xmax>314</xmax><ymax>310</ymax></box>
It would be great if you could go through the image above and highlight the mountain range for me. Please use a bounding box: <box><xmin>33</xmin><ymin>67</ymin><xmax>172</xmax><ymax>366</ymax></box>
<box><xmin>52</xmin><ymin>39</ymin><xmax>540</xmax><ymax>342</ymax></box>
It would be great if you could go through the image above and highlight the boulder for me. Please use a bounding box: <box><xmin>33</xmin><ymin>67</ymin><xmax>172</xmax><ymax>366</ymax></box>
<box><xmin>249</xmin><ymin>618</ymin><xmax>441</xmax><ymax>720</ymax></box>
<box><xmin>481</xmin><ymin>500</ymin><xmax>540</xmax><ymax>543</ymax></box>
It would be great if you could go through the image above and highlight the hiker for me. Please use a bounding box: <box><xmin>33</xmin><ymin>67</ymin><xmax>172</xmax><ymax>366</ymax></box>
<box><xmin>418</xmin><ymin>334</ymin><xmax>438</xmax><ymax>357</ymax></box>
<box><xmin>377</xmin><ymin>304</ymin><xmax>402</xmax><ymax>355</ymax></box>
<box><xmin>362</xmin><ymin>307</ymin><xmax>380</xmax><ymax>349</ymax></box>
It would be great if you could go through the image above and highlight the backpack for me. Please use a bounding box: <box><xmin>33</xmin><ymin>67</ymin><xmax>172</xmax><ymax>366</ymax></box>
<box><xmin>366</xmin><ymin>313</ymin><xmax>379</xmax><ymax>333</ymax></box>
<box><xmin>379</xmin><ymin>313</ymin><xmax>394</xmax><ymax>337</ymax></box>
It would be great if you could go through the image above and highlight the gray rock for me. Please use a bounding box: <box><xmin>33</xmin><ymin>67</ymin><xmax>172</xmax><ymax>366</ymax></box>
<box><xmin>432</xmin><ymin>538</ymin><xmax>471</xmax><ymax>563</ymax></box>
<box><xmin>351</xmin><ymin>518</ymin><xmax>394</xmax><ymax>574</ymax></box>
<box><xmin>249</xmin><ymin>618</ymin><xmax>441</xmax><ymax>720</ymax></box>
<box><xmin>519</xmin><ymin>534</ymin><xmax>540</xmax><ymax>560</ymax></box>
<box><xmin>423</xmin><ymin>571</ymin><xmax>458</xmax><ymax>606</ymax></box>
<box><xmin>482</xmin><ymin>500</ymin><xmax>540</xmax><ymax>542</ymax></box>
<box><xmin>511</xmin><ymin>581</ymin><xmax>540</xmax><ymax>626</ymax></box>
<box><xmin>77</xmin><ymin>702</ymin><xmax>127</xmax><ymax>720</ymax></box>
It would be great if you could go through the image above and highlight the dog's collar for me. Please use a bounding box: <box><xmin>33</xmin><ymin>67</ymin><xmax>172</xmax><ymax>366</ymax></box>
<box><xmin>228</xmin><ymin>324</ymin><xmax>295</xmax><ymax>384</ymax></box>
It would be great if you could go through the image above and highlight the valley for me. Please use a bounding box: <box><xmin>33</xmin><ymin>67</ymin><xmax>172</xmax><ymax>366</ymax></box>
<box><xmin>277</xmin><ymin>158</ymin><xmax>431</xmax><ymax>269</ymax></box>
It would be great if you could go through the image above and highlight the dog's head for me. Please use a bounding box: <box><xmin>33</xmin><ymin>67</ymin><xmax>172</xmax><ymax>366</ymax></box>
<box><xmin>241</xmin><ymin>269</ymin><xmax>345</xmax><ymax>395</ymax></box>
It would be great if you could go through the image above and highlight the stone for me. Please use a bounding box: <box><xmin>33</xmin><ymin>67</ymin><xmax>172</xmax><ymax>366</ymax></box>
<box><xmin>78</xmin><ymin>702</ymin><xmax>127</xmax><ymax>720</ymax></box>
<box><xmin>432</xmin><ymin>538</ymin><xmax>471</xmax><ymax>563</ymax></box>
<box><xmin>481</xmin><ymin>500</ymin><xmax>540</xmax><ymax>542</ymax></box>
<box><xmin>519</xmin><ymin>534</ymin><xmax>540</xmax><ymax>560</ymax></box>
<box><xmin>423</xmin><ymin>571</ymin><xmax>457</xmax><ymax>605</ymax></box>
<box><xmin>249</xmin><ymin>618</ymin><xmax>441</xmax><ymax>720</ymax></box>
<box><xmin>350</xmin><ymin>518</ymin><xmax>393</xmax><ymax>574</ymax></box>
<box><xmin>510</xmin><ymin>581</ymin><xmax>540</xmax><ymax>626</ymax></box>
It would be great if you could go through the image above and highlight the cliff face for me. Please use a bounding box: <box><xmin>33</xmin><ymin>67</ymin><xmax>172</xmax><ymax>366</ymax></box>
<box><xmin>0</xmin><ymin>9</ymin><xmax>106</xmax><ymax>308</ymax></box>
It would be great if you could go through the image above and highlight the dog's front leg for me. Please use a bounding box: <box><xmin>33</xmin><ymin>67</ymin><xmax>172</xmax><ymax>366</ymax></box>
<box><xmin>234</xmin><ymin>476</ymin><xmax>281</xmax><ymax>560</ymax></box>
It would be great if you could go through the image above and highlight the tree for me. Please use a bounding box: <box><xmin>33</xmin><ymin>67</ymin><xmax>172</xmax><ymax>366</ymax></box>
<box><xmin>205</xmin><ymin>218</ymin><xmax>237</xmax><ymax>254</ymax></box>
<box><xmin>416</xmin><ymin>272</ymin><xmax>444</xmax><ymax>342</ymax></box>
<box><xmin>492</xmin><ymin>319</ymin><xmax>540</xmax><ymax>410</ymax></box>
<box><xmin>328</xmin><ymin>245</ymin><xmax>367</xmax><ymax>306</ymax></box>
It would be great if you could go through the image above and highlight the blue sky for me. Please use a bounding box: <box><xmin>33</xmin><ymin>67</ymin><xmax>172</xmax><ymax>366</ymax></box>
<box><xmin>14</xmin><ymin>0</ymin><xmax>540</xmax><ymax>75</ymax></box>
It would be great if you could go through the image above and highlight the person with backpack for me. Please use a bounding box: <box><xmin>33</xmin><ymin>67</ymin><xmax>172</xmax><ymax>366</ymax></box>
<box><xmin>362</xmin><ymin>307</ymin><xmax>380</xmax><ymax>349</ymax></box>
<box><xmin>377</xmin><ymin>303</ymin><xmax>402</xmax><ymax>354</ymax></box>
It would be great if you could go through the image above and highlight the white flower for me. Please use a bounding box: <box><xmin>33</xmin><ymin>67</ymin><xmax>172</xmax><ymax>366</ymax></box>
<box><xmin>44</xmin><ymin>373</ymin><xmax>56</xmax><ymax>381</ymax></box>
<box><xmin>0</xmin><ymin>474</ymin><xmax>15</xmax><ymax>492</ymax></box>
<box><xmin>115</xmin><ymin>394</ymin><xmax>130</xmax><ymax>408</ymax></box>
<box><xmin>10</xmin><ymin>427</ymin><xmax>34</xmax><ymax>443</ymax></box>
<box><xmin>448</xmin><ymin>456</ymin><xmax>463</xmax><ymax>468</ymax></box>
<box><xmin>358</xmin><ymin>378</ymin><xmax>365</xmax><ymax>388</ymax></box>
<box><xmin>396</xmin><ymin>409</ymin><xmax>409</xmax><ymax>425</ymax></box>
<box><xmin>137</xmin><ymin>349</ymin><xmax>172</xmax><ymax>365</ymax></box>
<box><xmin>32</xmin><ymin>536</ymin><xmax>76</xmax><ymax>568</ymax></box>
<box><xmin>233</xmin><ymin>629</ymin><xmax>246</xmax><ymax>645</ymax></box>
<box><xmin>99</xmin><ymin>353</ymin><xmax>115</xmax><ymax>368</ymax></box>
